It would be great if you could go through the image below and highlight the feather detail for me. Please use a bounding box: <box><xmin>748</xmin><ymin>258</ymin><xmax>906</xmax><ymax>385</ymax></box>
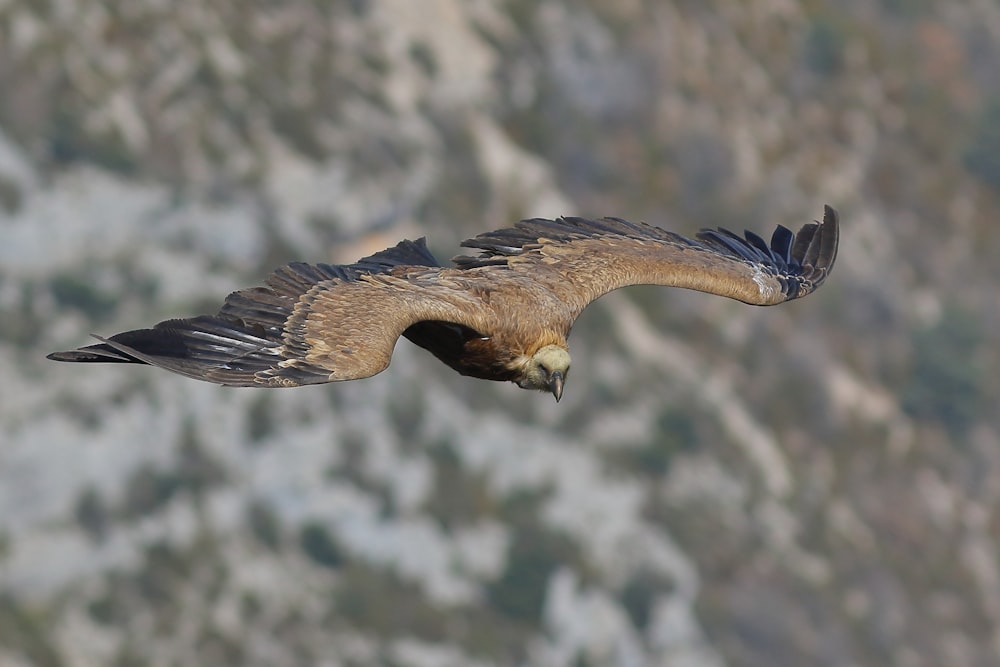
<box><xmin>49</xmin><ymin>207</ymin><xmax>839</xmax><ymax>391</ymax></box>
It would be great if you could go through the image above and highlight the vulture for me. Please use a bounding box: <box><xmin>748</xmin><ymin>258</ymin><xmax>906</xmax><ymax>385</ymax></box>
<box><xmin>48</xmin><ymin>205</ymin><xmax>839</xmax><ymax>401</ymax></box>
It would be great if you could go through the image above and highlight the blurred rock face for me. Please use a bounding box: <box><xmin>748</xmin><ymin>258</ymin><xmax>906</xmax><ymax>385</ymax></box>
<box><xmin>1</xmin><ymin>1</ymin><xmax>999</xmax><ymax>666</ymax></box>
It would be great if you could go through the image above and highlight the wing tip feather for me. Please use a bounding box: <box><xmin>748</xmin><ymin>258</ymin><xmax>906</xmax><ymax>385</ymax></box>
<box><xmin>696</xmin><ymin>204</ymin><xmax>839</xmax><ymax>301</ymax></box>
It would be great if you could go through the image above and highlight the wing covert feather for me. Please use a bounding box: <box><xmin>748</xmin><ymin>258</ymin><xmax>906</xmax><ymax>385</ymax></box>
<box><xmin>271</xmin><ymin>273</ymin><xmax>490</xmax><ymax>385</ymax></box>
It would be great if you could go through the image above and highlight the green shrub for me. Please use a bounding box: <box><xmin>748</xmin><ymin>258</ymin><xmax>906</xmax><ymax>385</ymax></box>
<box><xmin>804</xmin><ymin>18</ymin><xmax>845</xmax><ymax>77</ymax></box>
<box><xmin>963</xmin><ymin>98</ymin><xmax>1000</xmax><ymax>191</ymax></box>
<box><xmin>300</xmin><ymin>521</ymin><xmax>346</xmax><ymax>569</ymax></box>
<box><xmin>901</xmin><ymin>307</ymin><xmax>985</xmax><ymax>437</ymax></box>
<box><xmin>487</xmin><ymin>525</ymin><xmax>580</xmax><ymax>625</ymax></box>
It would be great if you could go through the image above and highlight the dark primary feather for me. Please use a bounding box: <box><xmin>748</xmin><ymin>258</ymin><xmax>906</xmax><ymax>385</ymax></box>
<box><xmin>769</xmin><ymin>225</ymin><xmax>795</xmax><ymax>265</ymax></box>
<box><xmin>696</xmin><ymin>204</ymin><xmax>838</xmax><ymax>299</ymax></box>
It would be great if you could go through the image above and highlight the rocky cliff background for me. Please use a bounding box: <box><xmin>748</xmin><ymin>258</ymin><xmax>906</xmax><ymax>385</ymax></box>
<box><xmin>1</xmin><ymin>1</ymin><xmax>999</xmax><ymax>666</ymax></box>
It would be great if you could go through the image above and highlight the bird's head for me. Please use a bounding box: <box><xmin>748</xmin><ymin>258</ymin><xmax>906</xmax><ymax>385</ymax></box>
<box><xmin>517</xmin><ymin>344</ymin><xmax>571</xmax><ymax>402</ymax></box>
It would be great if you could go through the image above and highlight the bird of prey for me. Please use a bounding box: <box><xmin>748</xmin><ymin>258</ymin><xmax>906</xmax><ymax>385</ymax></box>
<box><xmin>48</xmin><ymin>206</ymin><xmax>839</xmax><ymax>401</ymax></box>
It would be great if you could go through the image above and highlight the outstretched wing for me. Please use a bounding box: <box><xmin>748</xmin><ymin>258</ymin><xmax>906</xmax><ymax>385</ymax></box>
<box><xmin>48</xmin><ymin>238</ymin><xmax>486</xmax><ymax>387</ymax></box>
<box><xmin>455</xmin><ymin>205</ymin><xmax>839</xmax><ymax>319</ymax></box>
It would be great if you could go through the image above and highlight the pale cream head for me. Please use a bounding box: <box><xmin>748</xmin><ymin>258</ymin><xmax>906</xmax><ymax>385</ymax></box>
<box><xmin>516</xmin><ymin>344</ymin><xmax>571</xmax><ymax>401</ymax></box>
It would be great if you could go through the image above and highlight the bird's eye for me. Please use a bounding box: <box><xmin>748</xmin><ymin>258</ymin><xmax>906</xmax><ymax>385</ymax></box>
<box><xmin>539</xmin><ymin>364</ymin><xmax>549</xmax><ymax>374</ymax></box>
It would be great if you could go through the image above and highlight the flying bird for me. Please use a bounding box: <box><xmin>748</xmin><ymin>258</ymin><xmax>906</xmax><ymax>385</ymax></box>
<box><xmin>48</xmin><ymin>206</ymin><xmax>839</xmax><ymax>401</ymax></box>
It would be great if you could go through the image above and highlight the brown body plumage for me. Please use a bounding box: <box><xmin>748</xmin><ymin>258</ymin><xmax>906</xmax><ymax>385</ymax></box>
<box><xmin>48</xmin><ymin>206</ymin><xmax>840</xmax><ymax>401</ymax></box>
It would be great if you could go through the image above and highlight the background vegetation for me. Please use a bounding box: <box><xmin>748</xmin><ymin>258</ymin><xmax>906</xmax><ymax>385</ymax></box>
<box><xmin>1</xmin><ymin>1</ymin><xmax>999</xmax><ymax>665</ymax></box>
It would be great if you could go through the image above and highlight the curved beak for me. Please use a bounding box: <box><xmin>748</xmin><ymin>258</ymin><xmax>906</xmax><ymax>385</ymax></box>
<box><xmin>548</xmin><ymin>371</ymin><xmax>564</xmax><ymax>402</ymax></box>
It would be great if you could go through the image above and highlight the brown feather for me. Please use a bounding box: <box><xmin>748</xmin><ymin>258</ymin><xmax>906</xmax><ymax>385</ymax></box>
<box><xmin>48</xmin><ymin>207</ymin><xmax>839</xmax><ymax>390</ymax></box>
<box><xmin>457</xmin><ymin>205</ymin><xmax>839</xmax><ymax>313</ymax></box>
